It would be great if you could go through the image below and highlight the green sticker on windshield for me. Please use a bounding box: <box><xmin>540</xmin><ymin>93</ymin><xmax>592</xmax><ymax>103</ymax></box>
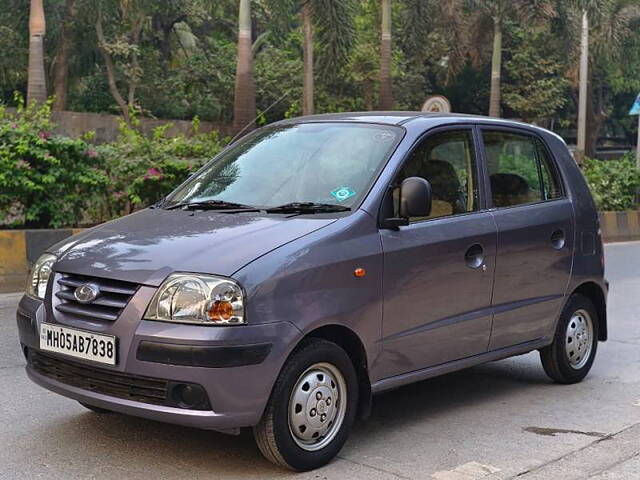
<box><xmin>331</xmin><ymin>187</ymin><xmax>356</xmax><ymax>202</ymax></box>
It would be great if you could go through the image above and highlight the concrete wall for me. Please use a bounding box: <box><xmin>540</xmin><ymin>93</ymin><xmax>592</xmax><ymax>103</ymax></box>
<box><xmin>6</xmin><ymin>108</ymin><xmax>235</xmax><ymax>143</ymax></box>
<box><xmin>1</xmin><ymin>211</ymin><xmax>639</xmax><ymax>293</ymax></box>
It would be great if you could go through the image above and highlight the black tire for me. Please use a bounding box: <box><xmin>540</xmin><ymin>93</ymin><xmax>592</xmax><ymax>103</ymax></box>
<box><xmin>253</xmin><ymin>339</ymin><xmax>359</xmax><ymax>471</ymax></box>
<box><xmin>540</xmin><ymin>294</ymin><xmax>599</xmax><ymax>384</ymax></box>
<box><xmin>79</xmin><ymin>402</ymin><xmax>113</xmax><ymax>414</ymax></box>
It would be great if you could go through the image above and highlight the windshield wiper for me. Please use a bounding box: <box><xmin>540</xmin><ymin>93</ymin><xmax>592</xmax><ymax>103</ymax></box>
<box><xmin>265</xmin><ymin>202</ymin><xmax>351</xmax><ymax>214</ymax></box>
<box><xmin>165</xmin><ymin>200</ymin><xmax>258</xmax><ymax>211</ymax></box>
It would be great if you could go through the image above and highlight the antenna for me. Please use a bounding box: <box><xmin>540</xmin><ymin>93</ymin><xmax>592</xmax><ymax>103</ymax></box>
<box><xmin>229</xmin><ymin>92</ymin><xmax>289</xmax><ymax>144</ymax></box>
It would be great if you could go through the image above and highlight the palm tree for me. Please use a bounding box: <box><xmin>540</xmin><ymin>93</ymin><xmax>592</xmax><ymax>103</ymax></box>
<box><xmin>576</xmin><ymin>6</ymin><xmax>589</xmax><ymax>164</ymax></box>
<box><xmin>265</xmin><ymin>0</ymin><xmax>356</xmax><ymax>115</ymax></box>
<box><xmin>27</xmin><ymin>0</ymin><xmax>47</xmax><ymax>105</ymax></box>
<box><xmin>467</xmin><ymin>0</ymin><xmax>554</xmax><ymax>117</ymax></box>
<box><xmin>301</xmin><ymin>1</ymin><xmax>314</xmax><ymax>115</ymax></box>
<box><xmin>378</xmin><ymin>0</ymin><xmax>393</xmax><ymax>110</ymax></box>
<box><xmin>233</xmin><ymin>0</ymin><xmax>256</xmax><ymax>133</ymax></box>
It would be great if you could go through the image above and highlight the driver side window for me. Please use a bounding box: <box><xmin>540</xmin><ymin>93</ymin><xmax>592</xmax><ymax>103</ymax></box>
<box><xmin>394</xmin><ymin>130</ymin><xmax>480</xmax><ymax>221</ymax></box>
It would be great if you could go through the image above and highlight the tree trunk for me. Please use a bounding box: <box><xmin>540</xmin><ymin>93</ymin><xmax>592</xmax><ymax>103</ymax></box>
<box><xmin>488</xmin><ymin>17</ymin><xmax>502</xmax><ymax>118</ymax></box>
<box><xmin>95</xmin><ymin>12</ymin><xmax>130</xmax><ymax>125</ymax></box>
<box><xmin>576</xmin><ymin>10</ymin><xmax>589</xmax><ymax>166</ymax></box>
<box><xmin>585</xmin><ymin>80</ymin><xmax>604</xmax><ymax>159</ymax></box>
<box><xmin>233</xmin><ymin>0</ymin><xmax>256</xmax><ymax>134</ymax></box>
<box><xmin>53</xmin><ymin>0</ymin><xmax>76</xmax><ymax>111</ymax></box>
<box><xmin>302</xmin><ymin>1</ymin><xmax>314</xmax><ymax>116</ymax></box>
<box><xmin>364</xmin><ymin>78</ymin><xmax>373</xmax><ymax>111</ymax></box>
<box><xmin>27</xmin><ymin>0</ymin><xmax>47</xmax><ymax>105</ymax></box>
<box><xmin>378</xmin><ymin>0</ymin><xmax>393</xmax><ymax>110</ymax></box>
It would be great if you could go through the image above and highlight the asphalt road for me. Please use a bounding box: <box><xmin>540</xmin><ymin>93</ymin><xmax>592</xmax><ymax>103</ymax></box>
<box><xmin>1</xmin><ymin>242</ymin><xmax>639</xmax><ymax>479</ymax></box>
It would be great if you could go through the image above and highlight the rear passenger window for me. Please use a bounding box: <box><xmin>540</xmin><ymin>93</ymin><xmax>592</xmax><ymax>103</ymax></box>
<box><xmin>483</xmin><ymin>131</ymin><xmax>562</xmax><ymax>208</ymax></box>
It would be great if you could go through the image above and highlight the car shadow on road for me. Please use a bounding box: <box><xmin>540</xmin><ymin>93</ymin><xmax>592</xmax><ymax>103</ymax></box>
<box><xmin>364</xmin><ymin>354</ymin><xmax>551</xmax><ymax>430</ymax></box>
<box><xmin>35</xmin><ymin>354</ymin><xmax>552</xmax><ymax>478</ymax></box>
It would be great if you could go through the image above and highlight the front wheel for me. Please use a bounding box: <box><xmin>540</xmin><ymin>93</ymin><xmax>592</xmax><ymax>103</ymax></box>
<box><xmin>254</xmin><ymin>339</ymin><xmax>358</xmax><ymax>471</ymax></box>
<box><xmin>540</xmin><ymin>294</ymin><xmax>599</xmax><ymax>384</ymax></box>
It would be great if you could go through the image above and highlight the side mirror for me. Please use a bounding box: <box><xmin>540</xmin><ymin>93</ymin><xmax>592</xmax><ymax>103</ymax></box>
<box><xmin>399</xmin><ymin>177</ymin><xmax>432</xmax><ymax>219</ymax></box>
<box><xmin>381</xmin><ymin>176</ymin><xmax>432</xmax><ymax>229</ymax></box>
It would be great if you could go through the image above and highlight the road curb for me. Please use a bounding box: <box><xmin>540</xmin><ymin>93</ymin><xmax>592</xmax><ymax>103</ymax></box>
<box><xmin>599</xmin><ymin>211</ymin><xmax>640</xmax><ymax>243</ymax></box>
<box><xmin>0</xmin><ymin>228</ymin><xmax>82</xmax><ymax>293</ymax></box>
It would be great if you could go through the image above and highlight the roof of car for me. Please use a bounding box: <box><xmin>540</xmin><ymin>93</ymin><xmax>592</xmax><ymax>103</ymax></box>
<box><xmin>279</xmin><ymin>111</ymin><xmax>481</xmax><ymax>125</ymax></box>
<box><xmin>276</xmin><ymin>111</ymin><xmax>565</xmax><ymax>143</ymax></box>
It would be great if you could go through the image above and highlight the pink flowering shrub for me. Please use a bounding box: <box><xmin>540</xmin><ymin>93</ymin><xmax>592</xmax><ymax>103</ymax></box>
<box><xmin>0</xmin><ymin>98</ymin><xmax>224</xmax><ymax>228</ymax></box>
<box><xmin>100</xmin><ymin>114</ymin><xmax>224</xmax><ymax>212</ymax></box>
<box><xmin>0</xmin><ymin>98</ymin><xmax>108</xmax><ymax>228</ymax></box>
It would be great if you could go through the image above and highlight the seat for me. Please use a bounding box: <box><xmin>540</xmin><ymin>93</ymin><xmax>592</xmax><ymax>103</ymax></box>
<box><xmin>490</xmin><ymin>173</ymin><xmax>531</xmax><ymax>207</ymax></box>
<box><xmin>422</xmin><ymin>160</ymin><xmax>466</xmax><ymax>215</ymax></box>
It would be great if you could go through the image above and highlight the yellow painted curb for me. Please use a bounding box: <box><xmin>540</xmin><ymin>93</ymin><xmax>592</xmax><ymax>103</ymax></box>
<box><xmin>0</xmin><ymin>231</ymin><xmax>27</xmax><ymax>278</ymax></box>
<box><xmin>627</xmin><ymin>211</ymin><xmax>639</xmax><ymax>235</ymax></box>
<box><xmin>602</xmin><ymin>212</ymin><xmax>618</xmax><ymax>239</ymax></box>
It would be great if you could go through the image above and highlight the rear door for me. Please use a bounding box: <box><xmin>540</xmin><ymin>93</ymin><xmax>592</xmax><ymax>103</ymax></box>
<box><xmin>481</xmin><ymin>128</ymin><xmax>574</xmax><ymax>350</ymax></box>
<box><xmin>378</xmin><ymin>127</ymin><xmax>497</xmax><ymax>379</ymax></box>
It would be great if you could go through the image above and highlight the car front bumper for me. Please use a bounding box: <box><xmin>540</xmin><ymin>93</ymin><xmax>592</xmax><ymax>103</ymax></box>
<box><xmin>17</xmin><ymin>289</ymin><xmax>301</xmax><ymax>433</ymax></box>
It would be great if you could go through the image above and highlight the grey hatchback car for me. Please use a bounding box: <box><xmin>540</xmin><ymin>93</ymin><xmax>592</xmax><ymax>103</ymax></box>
<box><xmin>17</xmin><ymin>112</ymin><xmax>607</xmax><ymax>471</ymax></box>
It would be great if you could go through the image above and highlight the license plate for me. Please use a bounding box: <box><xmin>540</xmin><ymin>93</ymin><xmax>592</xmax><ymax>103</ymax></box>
<box><xmin>39</xmin><ymin>323</ymin><xmax>117</xmax><ymax>366</ymax></box>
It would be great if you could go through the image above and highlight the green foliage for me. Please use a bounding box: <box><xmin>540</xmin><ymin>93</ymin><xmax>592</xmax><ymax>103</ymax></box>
<box><xmin>313</xmin><ymin>0</ymin><xmax>358</xmax><ymax>77</ymax></box>
<box><xmin>496</xmin><ymin>153</ymin><xmax>541</xmax><ymax>189</ymax></box>
<box><xmin>0</xmin><ymin>98</ymin><xmax>108</xmax><ymax>228</ymax></box>
<box><xmin>583</xmin><ymin>155</ymin><xmax>640</xmax><ymax>211</ymax></box>
<box><xmin>0</xmin><ymin>25</ymin><xmax>27</xmax><ymax>95</ymax></box>
<box><xmin>137</xmin><ymin>38</ymin><xmax>237</xmax><ymax>122</ymax></box>
<box><xmin>254</xmin><ymin>32</ymin><xmax>304</xmax><ymax>122</ymax></box>
<box><xmin>503</xmin><ymin>25</ymin><xmax>571</xmax><ymax>121</ymax></box>
<box><xmin>96</xmin><ymin>113</ymin><xmax>225</xmax><ymax>217</ymax></box>
<box><xmin>0</xmin><ymin>100</ymin><xmax>225</xmax><ymax>229</ymax></box>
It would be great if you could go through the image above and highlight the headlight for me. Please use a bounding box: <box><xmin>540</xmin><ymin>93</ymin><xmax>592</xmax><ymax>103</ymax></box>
<box><xmin>27</xmin><ymin>253</ymin><xmax>57</xmax><ymax>299</ymax></box>
<box><xmin>144</xmin><ymin>273</ymin><xmax>245</xmax><ymax>325</ymax></box>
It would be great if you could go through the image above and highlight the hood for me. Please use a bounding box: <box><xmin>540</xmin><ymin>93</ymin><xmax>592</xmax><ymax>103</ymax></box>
<box><xmin>51</xmin><ymin>208</ymin><xmax>336</xmax><ymax>286</ymax></box>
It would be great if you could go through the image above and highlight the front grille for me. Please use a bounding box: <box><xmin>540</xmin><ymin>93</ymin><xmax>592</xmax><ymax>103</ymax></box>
<box><xmin>30</xmin><ymin>350</ymin><xmax>211</xmax><ymax>410</ymax></box>
<box><xmin>30</xmin><ymin>350</ymin><xmax>185</xmax><ymax>410</ymax></box>
<box><xmin>55</xmin><ymin>273</ymin><xmax>138</xmax><ymax>322</ymax></box>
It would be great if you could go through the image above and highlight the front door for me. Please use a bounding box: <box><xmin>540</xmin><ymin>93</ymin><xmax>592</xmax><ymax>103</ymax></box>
<box><xmin>378</xmin><ymin>128</ymin><xmax>497</xmax><ymax>379</ymax></box>
<box><xmin>480</xmin><ymin>128</ymin><xmax>574</xmax><ymax>350</ymax></box>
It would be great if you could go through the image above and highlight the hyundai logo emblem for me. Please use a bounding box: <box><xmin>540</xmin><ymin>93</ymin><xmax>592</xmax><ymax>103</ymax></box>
<box><xmin>74</xmin><ymin>283</ymin><xmax>100</xmax><ymax>304</ymax></box>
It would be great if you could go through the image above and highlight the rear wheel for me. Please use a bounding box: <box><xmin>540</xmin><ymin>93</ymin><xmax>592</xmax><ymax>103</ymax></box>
<box><xmin>78</xmin><ymin>402</ymin><xmax>113</xmax><ymax>414</ymax></box>
<box><xmin>540</xmin><ymin>294</ymin><xmax>599</xmax><ymax>384</ymax></box>
<box><xmin>254</xmin><ymin>339</ymin><xmax>358</xmax><ymax>471</ymax></box>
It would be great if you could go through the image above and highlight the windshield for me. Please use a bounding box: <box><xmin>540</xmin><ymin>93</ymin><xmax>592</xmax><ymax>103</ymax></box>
<box><xmin>164</xmin><ymin>122</ymin><xmax>403</xmax><ymax>210</ymax></box>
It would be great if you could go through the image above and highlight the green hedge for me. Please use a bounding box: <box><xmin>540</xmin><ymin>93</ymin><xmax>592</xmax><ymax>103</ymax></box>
<box><xmin>583</xmin><ymin>155</ymin><xmax>640</xmax><ymax>211</ymax></box>
<box><xmin>0</xmin><ymin>100</ymin><xmax>225</xmax><ymax>229</ymax></box>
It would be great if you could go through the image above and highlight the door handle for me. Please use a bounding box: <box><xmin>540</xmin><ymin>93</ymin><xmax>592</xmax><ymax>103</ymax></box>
<box><xmin>465</xmin><ymin>244</ymin><xmax>485</xmax><ymax>269</ymax></box>
<box><xmin>550</xmin><ymin>229</ymin><xmax>566</xmax><ymax>250</ymax></box>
